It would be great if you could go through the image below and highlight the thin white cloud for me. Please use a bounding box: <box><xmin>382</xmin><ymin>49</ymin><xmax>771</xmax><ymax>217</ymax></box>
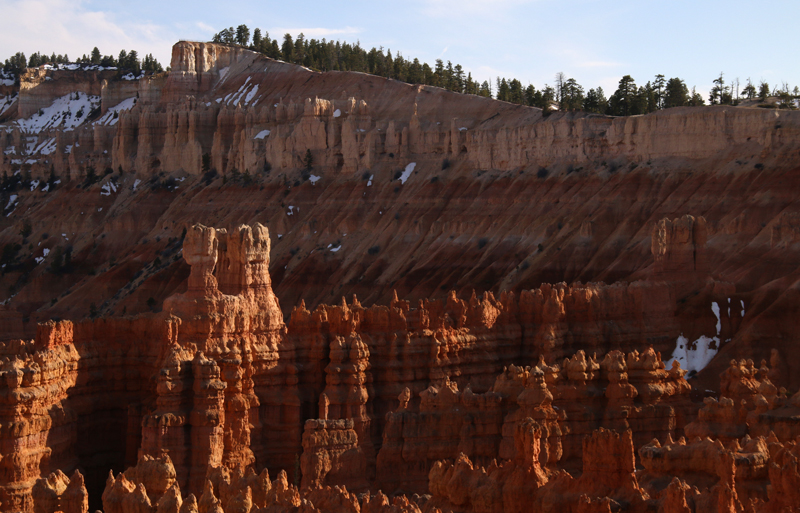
<box><xmin>0</xmin><ymin>0</ymin><xmax>175</xmax><ymax>67</ymax></box>
<box><xmin>195</xmin><ymin>21</ymin><xmax>216</xmax><ymax>34</ymax></box>
<box><xmin>420</xmin><ymin>0</ymin><xmax>537</xmax><ymax>17</ymax></box>
<box><xmin>578</xmin><ymin>61</ymin><xmax>624</xmax><ymax>69</ymax></box>
<box><xmin>271</xmin><ymin>26</ymin><xmax>362</xmax><ymax>39</ymax></box>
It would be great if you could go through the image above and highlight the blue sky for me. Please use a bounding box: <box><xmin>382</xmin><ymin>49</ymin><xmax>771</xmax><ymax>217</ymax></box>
<box><xmin>1</xmin><ymin>0</ymin><xmax>798</xmax><ymax>99</ymax></box>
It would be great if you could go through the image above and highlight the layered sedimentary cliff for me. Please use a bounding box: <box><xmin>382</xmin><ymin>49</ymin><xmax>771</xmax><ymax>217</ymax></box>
<box><xmin>0</xmin><ymin>218</ymin><xmax>766</xmax><ymax>511</ymax></box>
<box><xmin>1</xmin><ymin>38</ymin><xmax>800</xmax><ymax>512</ymax></box>
<box><xmin>0</xmin><ymin>42</ymin><xmax>799</xmax><ymax>391</ymax></box>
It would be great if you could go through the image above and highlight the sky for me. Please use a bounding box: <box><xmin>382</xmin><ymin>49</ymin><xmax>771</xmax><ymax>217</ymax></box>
<box><xmin>1</xmin><ymin>0</ymin><xmax>799</xmax><ymax>99</ymax></box>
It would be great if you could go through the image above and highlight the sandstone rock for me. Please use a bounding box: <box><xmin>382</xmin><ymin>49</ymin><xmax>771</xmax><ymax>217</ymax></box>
<box><xmin>300</xmin><ymin>419</ymin><xmax>367</xmax><ymax>492</ymax></box>
<box><xmin>32</xmin><ymin>470</ymin><xmax>88</xmax><ymax>513</ymax></box>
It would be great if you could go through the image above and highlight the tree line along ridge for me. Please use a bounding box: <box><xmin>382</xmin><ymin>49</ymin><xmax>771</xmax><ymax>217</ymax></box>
<box><xmin>213</xmin><ymin>24</ymin><xmax>799</xmax><ymax>115</ymax></box>
<box><xmin>2</xmin><ymin>25</ymin><xmax>797</xmax><ymax>115</ymax></box>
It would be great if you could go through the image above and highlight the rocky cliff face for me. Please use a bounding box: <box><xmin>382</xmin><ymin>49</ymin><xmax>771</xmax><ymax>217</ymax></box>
<box><xmin>0</xmin><ymin>38</ymin><xmax>800</xmax><ymax>512</ymax></box>
<box><xmin>2</xmin><ymin>43</ymin><xmax>800</xmax><ymax>358</ymax></box>
<box><xmin>0</xmin><ymin>222</ymin><xmax>794</xmax><ymax>512</ymax></box>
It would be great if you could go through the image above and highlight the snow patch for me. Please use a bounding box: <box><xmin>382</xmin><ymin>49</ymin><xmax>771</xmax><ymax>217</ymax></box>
<box><xmin>218</xmin><ymin>67</ymin><xmax>230</xmax><ymax>82</ymax></box>
<box><xmin>15</xmin><ymin>92</ymin><xmax>100</xmax><ymax>134</ymax></box>
<box><xmin>333</xmin><ymin>109</ymin><xmax>341</xmax><ymax>118</ymax></box>
<box><xmin>244</xmin><ymin>84</ymin><xmax>259</xmax><ymax>104</ymax></box>
<box><xmin>227</xmin><ymin>77</ymin><xmax>256</xmax><ymax>106</ymax></box>
<box><xmin>100</xmin><ymin>180</ymin><xmax>118</xmax><ymax>196</ymax></box>
<box><xmin>329</xmin><ymin>245</ymin><xmax>341</xmax><ymax>252</ymax></box>
<box><xmin>6</xmin><ymin>195</ymin><xmax>17</xmax><ymax>209</ymax></box>
<box><xmin>398</xmin><ymin>162</ymin><xmax>416</xmax><ymax>184</ymax></box>
<box><xmin>740</xmin><ymin>300</ymin><xmax>745</xmax><ymax>317</ymax></box>
<box><xmin>95</xmin><ymin>97</ymin><xmax>136</xmax><ymax>126</ymax></box>
<box><xmin>30</xmin><ymin>179</ymin><xmax>40</xmax><ymax>191</ymax></box>
<box><xmin>711</xmin><ymin>302</ymin><xmax>721</xmax><ymax>335</ymax></box>
<box><xmin>3</xmin><ymin>146</ymin><xmax>14</xmax><ymax>155</ymax></box>
<box><xmin>287</xmin><ymin>205</ymin><xmax>295</xmax><ymax>216</ymax></box>
<box><xmin>43</xmin><ymin>248</ymin><xmax>50</xmax><ymax>257</ymax></box>
<box><xmin>34</xmin><ymin>138</ymin><xmax>57</xmax><ymax>155</ymax></box>
<box><xmin>254</xmin><ymin>130</ymin><xmax>271</xmax><ymax>140</ymax></box>
<box><xmin>367</xmin><ymin>175</ymin><xmax>373</xmax><ymax>187</ymax></box>
<box><xmin>459</xmin><ymin>127</ymin><xmax>468</xmax><ymax>131</ymax></box>
<box><xmin>54</xmin><ymin>63</ymin><xmax>116</xmax><ymax>72</ymax></box>
<box><xmin>0</xmin><ymin>93</ymin><xmax>18</xmax><ymax>116</ymax></box>
<box><xmin>309</xmin><ymin>175</ymin><xmax>321</xmax><ymax>185</ymax></box>
<box><xmin>666</xmin><ymin>334</ymin><xmax>720</xmax><ymax>373</ymax></box>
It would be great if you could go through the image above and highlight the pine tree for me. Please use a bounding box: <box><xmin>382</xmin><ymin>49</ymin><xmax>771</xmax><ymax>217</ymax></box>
<box><xmin>561</xmin><ymin>78</ymin><xmax>584</xmax><ymax>110</ymax></box>
<box><xmin>653</xmin><ymin>74</ymin><xmax>666</xmax><ymax>109</ymax></box>
<box><xmin>282</xmin><ymin>34</ymin><xmax>294</xmax><ymax>62</ymax></box>
<box><xmin>663</xmin><ymin>78</ymin><xmax>689</xmax><ymax>108</ymax></box>
<box><xmin>236</xmin><ymin>24</ymin><xmax>250</xmax><ymax>46</ymax></box>
<box><xmin>553</xmin><ymin>72</ymin><xmax>565</xmax><ymax>108</ymax></box>
<box><xmin>689</xmin><ymin>86</ymin><xmax>705</xmax><ymax>106</ymax></box>
<box><xmin>709</xmin><ymin>72</ymin><xmax>729</xmax><ymax>105</ymax></box>
<box><xmin>294</xmin><ymin>33</ymin><xmax>306</xmax><ymax>65</ymax></box>
<box><xmin>91</xmin><ymin>47</ymin><xmax>101</xmax><ymax>64</ymax></box>
<box><xmin>742</xmin><ymin>78</ymin><xmax>756</xmax><ymax>99</ymax></box>
<box><xmin>608</xmin><ymin>75</ymin><xmax>637</xmax><ymax>116</ymax></box>
<box><xmin>583</xmin><ymin>87</ymin><xmax>608</xmax><ymax>113</ymax></box>
<box><xmin>759</xmin><ymin>81</ymin><xmax>770</xmax><ymax>101</ymax></box>
<box><xmin>127</xmin><ymin>50</ymin><xmax>140</xmax><ymax>74</ymax></box>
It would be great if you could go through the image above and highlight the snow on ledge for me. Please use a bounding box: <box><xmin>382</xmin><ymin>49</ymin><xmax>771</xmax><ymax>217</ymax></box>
<box><xmin>254</xmin><ymin>130</ymin><xmax>271</xmax><ymax>140</ymax></box>
<box><xmin>666</xmin><ymin>334</ymin><xmax>720</xmax><ymax>374</ymax></box>
<box><xmin>711</xmin><ymin>302</ymin><xmax>721</xmax><ymax>335</ymax></box>
<box><xmin>398</xmin><ymin>163</ymin><xmax>416</xmax><ymax>184</ymax></box>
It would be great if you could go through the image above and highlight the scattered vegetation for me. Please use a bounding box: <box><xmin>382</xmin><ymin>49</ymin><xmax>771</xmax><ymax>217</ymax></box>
<box><xmin>19</xmin><ymin>220</ymin><xmax>31</xmax><ymax>240</ymax></box>
<box><xmin>202</xmin><ymin>169</ymin><xmax>218</xmax><ymax>186</ymax></box>
<box><xmin>49</xmin><ymin>246</ymin><xmax>73</xmax><ymax>274</ymax></box>
<box><xmin>2</xmin><ymin>46</ymin><xmax>164</xmax><ymax>85</ymax></box>
<box><xmin>84</xmin><ymin>166</ymin><xmax>99</xmax><ymax>186</ymax></box>
<box><xmin>211</xmin><ymin>24</ymin><xmax>800</xmax><ymax>115</ymax></box>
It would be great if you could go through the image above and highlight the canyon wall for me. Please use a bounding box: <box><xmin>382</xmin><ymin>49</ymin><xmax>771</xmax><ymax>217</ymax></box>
<box><xmin>1</xmin><ymin>40</ymin><xmax>800</xmax><ymax>512</ymax></box>
<box><xmin>0</xmin><ymin>221</ymin><xmax>704</xmax><ymax>510</ymax></box>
